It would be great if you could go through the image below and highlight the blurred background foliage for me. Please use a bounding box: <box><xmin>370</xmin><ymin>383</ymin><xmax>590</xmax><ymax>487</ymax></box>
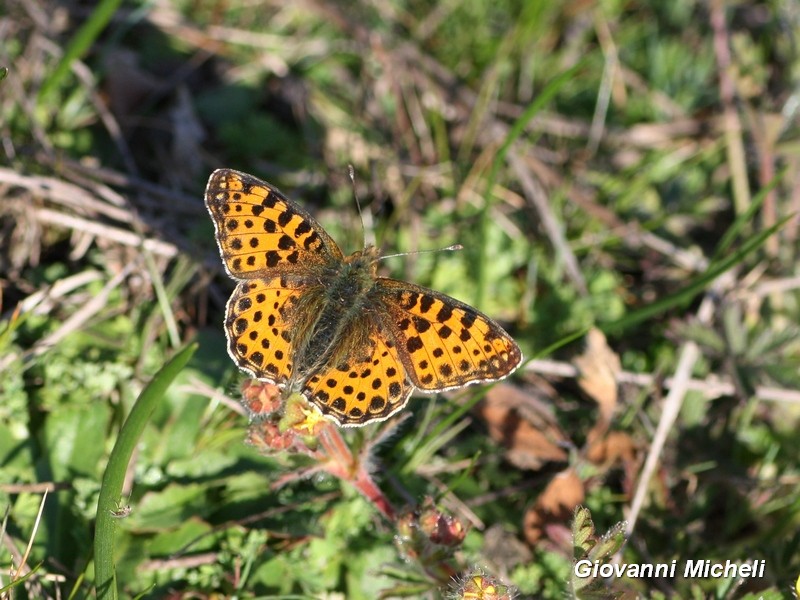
<box><xmin>1</xmin><ymin>0</ymin><xmax>800</xmax><ymax>598</ymax></box>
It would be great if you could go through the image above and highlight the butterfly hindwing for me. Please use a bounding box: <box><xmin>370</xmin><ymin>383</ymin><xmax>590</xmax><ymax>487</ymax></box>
<box><xmin>304</xmin><ymin>321</ymin><xmax>414</xmax><ymax>426</ymax></box>
<box><xmin>377</xmin><ymin>278</ymin><xmax>522</xmax><ymax>391</ymax></box>
<box><xmin>225</xmin><ymin>278</ymin><xmax>302</xmax><ymax>384</ymax></box>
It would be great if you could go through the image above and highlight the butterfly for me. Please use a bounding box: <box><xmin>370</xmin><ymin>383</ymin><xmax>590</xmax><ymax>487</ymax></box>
<box><xmin>205</xmin><ymin>168</ymin><xmax>522</xmax><ymax>427</ymax></box>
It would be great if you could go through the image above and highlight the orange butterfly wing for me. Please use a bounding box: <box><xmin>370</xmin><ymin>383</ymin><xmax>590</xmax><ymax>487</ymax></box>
<box><xmin>223</xmin><ymin>278</ymin><xmax>302</xmax><ymax>385</ymax></box>
<box><xmin>304</xmin><ymin>321</ymin><xmax>414</xmax><ymax>425</ymax></box>
<box><xmin>205</xmin><ymin>168</ymin><xmax>343</xmax><ymax>280</ymax></box>
<box><xmin>377</xmin><ymin>279</ymin><xmax>522</xmax><ymax>391</ymax></box>
<box><xmin>205</xmin><ymin>169</ymin><xmax>342</xmax><ymax>387</ymax></box>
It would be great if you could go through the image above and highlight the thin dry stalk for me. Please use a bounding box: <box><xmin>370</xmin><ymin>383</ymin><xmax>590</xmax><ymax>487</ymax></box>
<box><xmin>508</xmin><ymin>152</ymin><xmax>588</xmax><ymax>296</ymax></box>
<box><xmin>624</xmin><ymin>271</ymin><xmax>735</xmax><ymax>540</ymax></box>
<box><xmin>34</xmin><ymin>209</ymin><xmax>177</xmax><ymax>259</ymax></box>
<box><xmin>19</xmin><ymin>263</ymin><xmax>134</xmax><ymax>365</ymax></box>
<box><xmin>524</xmin><ymin>358</ymin><xmax>800</xmax><ymax>405</ymax></box>
<box><xmin>709</xmin><ymin>0</ymin><xmax>751</xmax><ymax>217</ymax></box>
<box><xmin>7</xmin><ymin>490</ymin><xmax>48</xmax><ymax>593</ymax></box>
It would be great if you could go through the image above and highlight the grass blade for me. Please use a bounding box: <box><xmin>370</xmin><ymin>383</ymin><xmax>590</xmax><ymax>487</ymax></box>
<box><xmin>94</xmin><ymin>343</ymin><xmax>197</xmax><ymax>600</ymax></box>
<box><xmin>604</xmin><ymin>216</ymin><xmax>790</xmax><ymax>335</ymax></box>
<box><xmin>712</xmin><ymin>169</ymin><xmax>785</xmax><ymax>260</ymax></box>
<box><xmin>475</xmin><ymin>62</ymin><xmax>584</xmax><ymax>308</ymax></box>
<box><xmin>37</xmin><ymin>0</ymin><xmax>124</xmax><ymax>102</ymax></box>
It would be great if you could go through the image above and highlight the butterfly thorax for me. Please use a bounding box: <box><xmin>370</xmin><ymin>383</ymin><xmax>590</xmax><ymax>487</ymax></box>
<box><xmin>287</xmin><ymin>245</ymin><xmax>382</xmax><ymax>386</ymax></box>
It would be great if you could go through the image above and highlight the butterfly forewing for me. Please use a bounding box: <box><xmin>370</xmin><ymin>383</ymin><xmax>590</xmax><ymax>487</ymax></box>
<box><xmin>206</xmin><ymin>168</ymin><xmax>343</xmax><ymax>279</ymax></box>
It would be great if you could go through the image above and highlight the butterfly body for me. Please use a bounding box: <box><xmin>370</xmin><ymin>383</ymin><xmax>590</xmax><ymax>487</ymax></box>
<box><xmin>274</xmin><ymin>246</ymin><xmax>382</xmax><ymax>383</ymax></box>
<box><xmin>206</xmin><ymin>169</ymin><xmax>522</xmax><ymax>426</ymax></box>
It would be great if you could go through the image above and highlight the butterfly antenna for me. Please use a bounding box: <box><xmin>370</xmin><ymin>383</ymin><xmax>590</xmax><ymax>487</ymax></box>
<box><xmin>379</xmin><ymin>244</ymin><xmax>464</xmax><ymax>261</ymax></box>
<box><xmin>349</xmin><ymin>165</ymin><xmax>376</xmax><ymax>249</ymax></box>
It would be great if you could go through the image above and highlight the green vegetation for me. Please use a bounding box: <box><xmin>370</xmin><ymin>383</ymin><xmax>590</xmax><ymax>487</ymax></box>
<box><xmin>2</xmin><ymin>0</ymin><xmax>799</xmax><ymax>598</ymax></box>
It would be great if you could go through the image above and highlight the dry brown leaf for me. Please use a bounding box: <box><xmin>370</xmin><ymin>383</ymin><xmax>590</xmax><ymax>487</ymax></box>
<box><xmin>585</xmin><ymin>431</ymin><xmax>640</xmax><ymax>496</ymax></box>
<box><xmin>574</xmin><ymin>327</ymin><xmax>621</xmax><ymax>439</ymax></box>
<box><xmin>523</xmin><ymin>468</ymin><xmax>585</xmax><ymax>546</ymax></box>
<box><xmin>476</xmin><ymin>383</ymin><xmax>568</xmax><ymax>470</ymax></box>
<box><xmin>585</xmin><ymin>430</ymin><xmax>637</xmax><ymax>467</ymax></box>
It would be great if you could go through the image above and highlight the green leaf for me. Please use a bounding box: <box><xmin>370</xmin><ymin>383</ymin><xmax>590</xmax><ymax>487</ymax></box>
<box><xmin>572</xmin><ymin>506</ymin><xmax>596</xmax><ymax>556</ymax></box>
<box><xmin>126</xmin><ymin>483</ymin><xmax>209</xmax><ymax>531</ymax></box>
<box><xmin>43</xmin><ymin>404</ymin><xmax>111</xmax><ymax>480</ymax></box>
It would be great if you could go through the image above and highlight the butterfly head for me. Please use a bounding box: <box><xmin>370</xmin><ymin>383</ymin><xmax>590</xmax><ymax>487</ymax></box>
<box><xmin>344</xmin><ymin>245</ymin><xmax>382</xmax><ymax>273</ymax></box>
